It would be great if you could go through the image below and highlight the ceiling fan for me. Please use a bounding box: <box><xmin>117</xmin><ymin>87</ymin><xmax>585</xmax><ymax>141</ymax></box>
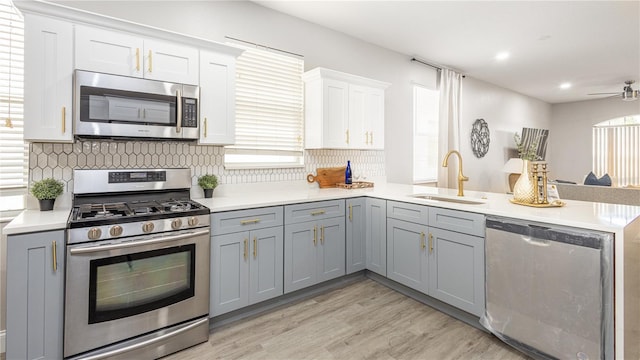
<box><xmin>588</xmin><ymin>80</ymin><xmax>638</xmax><ymax>101</ymax></box>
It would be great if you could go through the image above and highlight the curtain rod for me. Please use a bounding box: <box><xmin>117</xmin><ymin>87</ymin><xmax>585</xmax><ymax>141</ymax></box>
<box><xmin>411</xmin><ymin>57</ymin><xmax>465</xmax><ymax>78</ymax></box>
<box><xmin>225</xmin><ymin>36</ymin><xmax>304</xmax><ymax>58</ymax></box>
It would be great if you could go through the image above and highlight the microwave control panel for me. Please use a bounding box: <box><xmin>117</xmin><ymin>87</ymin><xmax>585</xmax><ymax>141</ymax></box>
<box><xmin>182</xmin><ymin>98</ymin><xmax>198</xmax><ymax>128</ymax></box>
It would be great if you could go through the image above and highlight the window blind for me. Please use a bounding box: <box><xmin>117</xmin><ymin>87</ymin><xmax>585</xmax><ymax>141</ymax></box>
<box><xmin>225</xmin><ymin>42</ymin><xmax>304</xmax><ymax>168</ymax></box>
<box><xmin>0</xmin><ymin>0</ymin><xmax>26</xmax><ymax>189</ymax></box>
<box><xmin>593</xmin><ymin>124</ymin><xmax>640</xmax><ymax>187</ymax></box>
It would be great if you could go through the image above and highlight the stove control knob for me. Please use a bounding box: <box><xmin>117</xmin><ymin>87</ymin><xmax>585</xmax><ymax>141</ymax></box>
<box><xmin>88</xmin><ymin>227</ymin><xmax>102</xmax><ymax>240</ymax></box>
<box><xmin>142</xmin><ymin>222</ymin><xmax>155</xmax><ymax>233</ymax></box>
<box><xmin>188</xmin><ymin>217</ymin><xmax>199</xmax><ymax>227</ymax></box>
<box><xmin>110</xmin><ymin>225</ymin><xmax>123</xmax><ymax>237</ymax></box>
<box><xmin>171</xmin><ymin>218</ymin><xmax>183</xmax><ymax>230</ymax></box>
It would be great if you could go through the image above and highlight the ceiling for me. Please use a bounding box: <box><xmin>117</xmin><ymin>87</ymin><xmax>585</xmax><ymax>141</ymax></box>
<box><xmin>254</xmin><ymin>1</ymin><xmax>640</xmax><ymax>104</ymax></box>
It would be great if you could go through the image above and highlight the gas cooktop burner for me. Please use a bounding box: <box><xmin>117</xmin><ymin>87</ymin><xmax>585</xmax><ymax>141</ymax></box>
<box><xmin>162</xmin><ymin>201</ymin><xmax>193</xmax><ymax>212</ymax></box>
<box><xmin>70</xmin><ymin>199</ymin><xmax>207</xmax><ymax>226</ymax></box>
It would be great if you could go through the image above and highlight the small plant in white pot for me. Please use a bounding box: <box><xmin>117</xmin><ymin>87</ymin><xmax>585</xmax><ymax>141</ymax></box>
<box><xmin>198</xmin><ymin>174</ymin><xmax>218</xmax><ymax>198</ymax></box>
<box><xmin>30</xmin><ymin>178</ymin><xmax>64</xmax><ymax>211</ymax></box>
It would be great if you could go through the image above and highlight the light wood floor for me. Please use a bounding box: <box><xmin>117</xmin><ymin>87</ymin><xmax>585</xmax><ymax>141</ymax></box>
<box><xmin>167</xmin><ymin>279</ymin><xmax>529</xmax><ymax>360</ymax></box>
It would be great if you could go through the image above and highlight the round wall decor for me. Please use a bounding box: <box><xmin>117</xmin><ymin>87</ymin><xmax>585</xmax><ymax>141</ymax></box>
<box><xmin>471</xmin><ymin>118</ymin><xmax>490</xmax><ymax>158</ymax></box>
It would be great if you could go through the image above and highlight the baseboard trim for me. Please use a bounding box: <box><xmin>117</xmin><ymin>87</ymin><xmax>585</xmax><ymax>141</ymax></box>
<box><xmin>1</xmin><ymin>329</ymin><xmax>5</xmax><ymax>354</ymax></box>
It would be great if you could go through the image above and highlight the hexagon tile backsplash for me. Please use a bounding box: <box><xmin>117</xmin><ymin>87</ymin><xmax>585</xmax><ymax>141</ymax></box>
<box><xmin>30</xmin><ymin>140</ymin><xmax>385</xmax><ymax>193</ymax></box>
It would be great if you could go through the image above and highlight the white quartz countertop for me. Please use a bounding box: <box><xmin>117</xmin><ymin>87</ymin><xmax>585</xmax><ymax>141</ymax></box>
<box><xmin>5</xmin><ymin>182</ymin><xmax>640</xmax><ymax>236</ymax></box>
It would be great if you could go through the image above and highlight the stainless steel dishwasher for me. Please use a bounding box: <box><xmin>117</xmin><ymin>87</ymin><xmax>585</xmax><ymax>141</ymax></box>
<box><xmin>481</xmin><ymin>216</ymin><xmax>613</xmax><ymax>360</ymax></box>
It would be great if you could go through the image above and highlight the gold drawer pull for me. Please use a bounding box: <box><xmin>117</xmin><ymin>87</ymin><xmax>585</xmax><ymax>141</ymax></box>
<box><xmin>253</xmin><ymin>236</ymin><xmax>257</xmax><ymax>258</ymax></box>
<box><xmin>310</xmin><ymin>210</ymin><xmax>326</xmax><ymax>216</ymax></box>
<box><xmin>420</xmin><ymin>231</ymin><xmax>426</xmax><ymax>249</ymax></box>
<box><xmin>320</xmin><ymin>226</ymin><xmax>325</xmax><ymax>245</ymax></box>
<box><xmin>52</xmin><ymin>240</ymin><xmax>57</xmax><ymax>272</ymax></box>
<box><xmin>240</xmin><ymin>219</ymin><xmax>260</xmax><ymax>225</ymax></box>
<box><xmin>429</xmin><ymin>233</ymin><xmax>434</xmax><ymax>254</ymax></box>
<box><xmin>313</xmin><ymin>225</ymin><xmax>317</xmax><ymax>245</ymax></box>
<box><xmin>244</xmin><ymin>238</ymin><xmax>248</xmax><ymax>260</ymax></box>
<box><xmin>348</xmin><ymin>204</ymin><xmax>352</xmax><ymax>221</ymax></box>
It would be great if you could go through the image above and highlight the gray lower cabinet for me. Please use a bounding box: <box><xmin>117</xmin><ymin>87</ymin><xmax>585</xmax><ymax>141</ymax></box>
<box><xmin>365</xmin><ymin>198</ymin><xmax>387</xmax><ymax>276</ymax></box>
<box><xmin>428</xmin><ymin>227</ymin><xmax>485</xmax><ymax>316</ymax></box>
<box><xmin>346</xmin><ymin>197</ymin><xmax>366</xmax><ymax>274</ymax></box>
<box><xmin>6</xmin><ymin>230</ymin><xmax>65</xmax><ymax>360</ymax></box>
<box><xmin>386</xmin><ymin>218</ymin><xmax>429</xmax><ymax>293</ymax></box>
<box><xmin>284</xmin><ymin>200</ymin><xmax>346</xmax><ymax>293</ymax></box>
<box><xmin>211</xmin><ymin>207</ymin><xmax>284</xmax><ymax>316</ymax></box>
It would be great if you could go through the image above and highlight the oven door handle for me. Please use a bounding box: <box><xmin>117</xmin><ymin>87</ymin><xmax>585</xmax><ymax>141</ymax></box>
<box><xmin>69</xmin><ymin>229</ymin><xmax>209</xmax><ymax>255</ymax></box>
<box><xmin>78</xmin><ymin>317</ymin><xmax>209</xmax><ymax>360</ymax></box>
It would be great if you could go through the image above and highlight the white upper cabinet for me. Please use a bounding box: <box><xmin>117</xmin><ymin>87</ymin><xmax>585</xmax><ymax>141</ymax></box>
<box><xmin>199</xmin><ymin>50</ymin><xmax>238</xmax><ymax>145</ymax></box>
<box><xmin>303</xmin><ymin>68</ymin><xmax>389</xmax><ymax>150</ymax></box>
<box><xmin>75</xmin><ymin>26</ymin><xmax>199</xmax><ymax>85</ymax></box>
<box><xmin>24</xmin><ymin>14</ymin><xmax>74</xmax><ymax>143</ymax></box>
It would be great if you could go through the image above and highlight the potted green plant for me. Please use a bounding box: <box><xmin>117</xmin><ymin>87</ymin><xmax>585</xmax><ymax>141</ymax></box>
<box><xmin>30</xmin><ymin>178</ymin><xmax>64</xmax><ymax>211</ymax></box>
<box><xmin>198</xmin><ymin>174</ymin><xmax>218</xmax><ymax>198</ymax></box>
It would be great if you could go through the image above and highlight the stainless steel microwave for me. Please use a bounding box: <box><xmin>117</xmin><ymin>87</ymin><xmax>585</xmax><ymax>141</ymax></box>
<box><xmin>74</xmin><ymin>70</ymin><xmax>199</xmax><ymax>140</ymax></box>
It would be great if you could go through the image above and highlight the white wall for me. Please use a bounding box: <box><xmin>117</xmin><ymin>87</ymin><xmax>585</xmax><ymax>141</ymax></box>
<box><xmin>548</xmin><ymin>98</ymin><xmax>640</xmax><ymax>183</ymax></box>
<box><xmin>459</xmin><ymin>77</ymin><xmax>552</xmax><ymax>193</ymax></box>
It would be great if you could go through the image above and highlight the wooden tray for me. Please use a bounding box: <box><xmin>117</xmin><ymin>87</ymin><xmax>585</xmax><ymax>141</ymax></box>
<box><xmin>336</xmin><ymin>181</ymin><xmax>374</xmax><ymax>189</ymax></box>
<box><xmin>306</xmin><ymin>167</ymin><xmax>346</xmax><ymax>188</ymax></box>
<box><xmin>509</xmin><ymin>199</ymin><xmax>565</xmax><ymax>208</ymax></box>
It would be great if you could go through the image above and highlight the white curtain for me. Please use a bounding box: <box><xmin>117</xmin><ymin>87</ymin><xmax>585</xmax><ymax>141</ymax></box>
<box><xmin>437</xmin><ymin>68</ymin><xmax>463</xmax><ymax>188</ymax></box>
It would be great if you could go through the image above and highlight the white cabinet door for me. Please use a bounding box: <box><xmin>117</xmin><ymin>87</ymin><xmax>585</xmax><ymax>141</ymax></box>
<box><xmin>386</xmin><ymin>218</ymin><xmax>429</xmax><ymax>293</ymax></box>
<box><xmin>199</xmin><ymin>50</ymin><xmax>236</xmax><ymax>145</ymax></box>
<box><xmin>348</xmin><ymin>84</ymin><xmax>367</xmax><ymax>148</ymax></box>
<box><xmin>211</xmin><ymin>232</ymin><xmax>249</xmax><ymax>316</ymax></box>
<box><xmin>365</xmin><ymin>87</ymin><xmax>385</xmax><ymax>149</ymax></box>
<box><xmin>75</xmin><ymin>25</ymin><xmax>142</xmax><ymax>78</ymax></box>
<box><xmin>317</xmin><ymin>217</ymin><xmax>346</xmax><ymax>282</ymax></box>
<box><xmin>144</xmin><ymin>38</ymin><xmax>199</xmax><ymax>85</ymax></box>
<box><xmin>322</xmin><ymin>79</ymin><xmax>349</xmax><ymax>149</ymax></box>
<box><xmin>249</xmin><ymin>227</ymin><xmax>284</xmax><ymax>304</ymax></box>
<box><xmin>24</xmin><ymin>14</ymin><xmax>73</xmax><ymax>142</ymax></box>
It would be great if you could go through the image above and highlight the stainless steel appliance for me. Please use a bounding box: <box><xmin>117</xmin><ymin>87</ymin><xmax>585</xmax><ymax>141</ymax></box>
<box><xmin>74</xmin><ymin>70</ymin><xmax>200</xmax><ymax>140</ymax></box>
<box><xmin>481</xmin><ymin>216</ymin><xmax>614</xmax><ymax>360</ymax></box>
<box><xmin>65</xmin><ymin>169</ymin><xmax>210</xmax><ymax>359</ymax></box>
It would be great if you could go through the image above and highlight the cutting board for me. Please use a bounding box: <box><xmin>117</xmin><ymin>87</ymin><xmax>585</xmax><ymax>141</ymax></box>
<box><xmin>307</xmin><ymin>167</ymin><xmax>346</xmax><ymax>188</ymax></box>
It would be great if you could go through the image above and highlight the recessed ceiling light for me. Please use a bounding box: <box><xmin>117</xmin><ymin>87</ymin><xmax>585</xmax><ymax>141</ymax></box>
<box><xmin>495</xmin><ymin>52</ymin><xmax>510</xmax><ymax>61</ymax></box>
<box><xmin>560</xmin><ymin>82</ymin><xmax>572</xmax><ymax>89</ymax></box>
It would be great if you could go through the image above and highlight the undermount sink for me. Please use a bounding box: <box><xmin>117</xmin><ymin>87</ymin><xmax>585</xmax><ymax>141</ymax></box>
<box><xmin>409</xmin><ymin>193</ymin><xmax>487</xmax><ymax>205</ymax></box>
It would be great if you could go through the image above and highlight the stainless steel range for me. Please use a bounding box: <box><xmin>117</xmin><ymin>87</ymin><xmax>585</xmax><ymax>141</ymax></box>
<box><xmin>65</xmin><ymin>168</ymin><xmax>210</xmax><ymax>359</ymax></box>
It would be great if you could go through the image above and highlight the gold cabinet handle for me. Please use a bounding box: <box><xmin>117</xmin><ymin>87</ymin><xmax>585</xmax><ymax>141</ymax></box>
<box><xmin>320</xmin><ymin>226</ymin><xmax>325</xmax><ymax>245</ymax></box>
<box><xmin>244</xmin><ymin>238</ymin><xmax>248</xmax><ymax>260</ymax></box>
<box><xmin>365</xmin><ymin>132</ymin><xmax>369</xmax><ymax>145</ymax></box>
<box><xmin>348</xmin><ymin>204</ymin><xmax>352</xmax><ymax>221</ymax></box>
<box><xmin>253</xmin><ymin>236</ymin><xmax>257</xmax><ymax>259</ymax></box>
<box><xmin>135</xmin><ymin>48</ymin><xmax>140</xmax><ymax>71</ymax></box>
<box><xmin>429</xmin><ymin>233</ymin><xmax>434</xmax><ymax>254</ymax></box>
<box><xmin>61</xmin><ymin>107</ymin><xmax>66</xmax><ymax>134</ymax></box>
<box><xmin>310</xmin><ymin>210</ymin><xmax>326</xmax><ymax>216</ymax></box>
<box><xmin>346</xmin><ymin>129</ymin><xmax>349</xmax><ymax>144</ymax></box>
<box><xmin>204</xmin><ymin>117</ymin><xmax>208</xmax><ymax>138</ymax></box>
<box><xmin>52</xmin><ymin>240</ymin><xmax>57</xmax><ymax>272</ymax></box>
<box><xmin>420</xmin><ymin>231</ymin><xmax>426</xmax><ymax>249</ymax></box>
<box><xmin>240</xmin><ymin>218</ymin><xmax>260</xmax><ymax>225</ymax></box>
<box><xmin>313</xmin><ymin>225</ymin><xmax>317</xmax><ymax>246</ymax></box>
<box><xmin>148</xmin><ymin>50</ymin><xmax>153</xmax><ymax>72</ymax></box>
<box><xmin>370</xmin><ymin>132</ymin><xmax>374</xmax><ymax>145</ymax></box>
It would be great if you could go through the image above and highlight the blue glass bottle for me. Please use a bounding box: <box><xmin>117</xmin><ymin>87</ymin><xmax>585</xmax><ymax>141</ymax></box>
<box><xmin>345</xmin><ymin>160</ymin><xmax>353</xmax><ymax>184</ymax></box>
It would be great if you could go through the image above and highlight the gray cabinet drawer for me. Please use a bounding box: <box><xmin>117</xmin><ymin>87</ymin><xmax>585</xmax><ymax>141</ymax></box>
<box><xmin>285</xmin><ymin>199</ymin><xmax>345</xmax><ymax>224</ymax></box>
<box><xmin>386</xmin><ymin>200</ymin><xmax>429</xmax><ymax>224</ymax></box>
<box><xmin>212</xmin><ymin>206</ymin><xmax>283</xmax><ymax>235</ymax></box>
<box><xmin>429</xmin><ymin>207</ymin><xmax>485</xmax><ymax>237</ymax></box>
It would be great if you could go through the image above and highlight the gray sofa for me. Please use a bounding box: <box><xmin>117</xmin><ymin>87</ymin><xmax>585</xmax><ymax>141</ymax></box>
<box><xmin>554</xmin><ymin>183</ymin><xmax>640</xmax><ymax>206</ymax></box>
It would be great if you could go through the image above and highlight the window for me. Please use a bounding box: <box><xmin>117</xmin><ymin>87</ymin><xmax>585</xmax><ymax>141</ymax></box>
<box><xmin>593</xmin><ymin>115</ymin><xmax>640</xmax><ymax>187</ymax></box>
<box><xmin>0</xmin><ymin>0</ymin><xmax>26</xmax><ymax>190</ymax></box>
<box><xmin>224</xmin><ymin>42</ymin><xmax>304</xmax><ymax>169</ymax></box>
<box><xmin>412</xmin><ymin>84</ymin><xmax>439</xmax><ymax>183</ymax></box>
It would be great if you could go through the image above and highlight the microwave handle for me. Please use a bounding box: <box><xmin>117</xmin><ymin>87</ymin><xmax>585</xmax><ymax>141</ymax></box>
<box><xmin>176</xmin><ymin>89</ymin><xmax>182</xmax><ymax>133</ymax></box>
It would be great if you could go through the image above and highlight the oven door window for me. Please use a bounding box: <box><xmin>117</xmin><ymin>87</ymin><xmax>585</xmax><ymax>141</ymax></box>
<box><xmin>80</xmin><ymin>86</ymin><xmax>177</xmax><ymax>126</ymax></box>
<box><xmin>88</xmin><ymin>244</ymin><xmax>195</xmax><ymax>324</ymax></box>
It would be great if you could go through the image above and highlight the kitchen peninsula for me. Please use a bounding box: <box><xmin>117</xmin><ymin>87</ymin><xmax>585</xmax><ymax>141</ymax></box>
<box><xmin>5</xmin><ymin>181</ymin><xmax>640</xmax><ymax>359</ymax></box>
